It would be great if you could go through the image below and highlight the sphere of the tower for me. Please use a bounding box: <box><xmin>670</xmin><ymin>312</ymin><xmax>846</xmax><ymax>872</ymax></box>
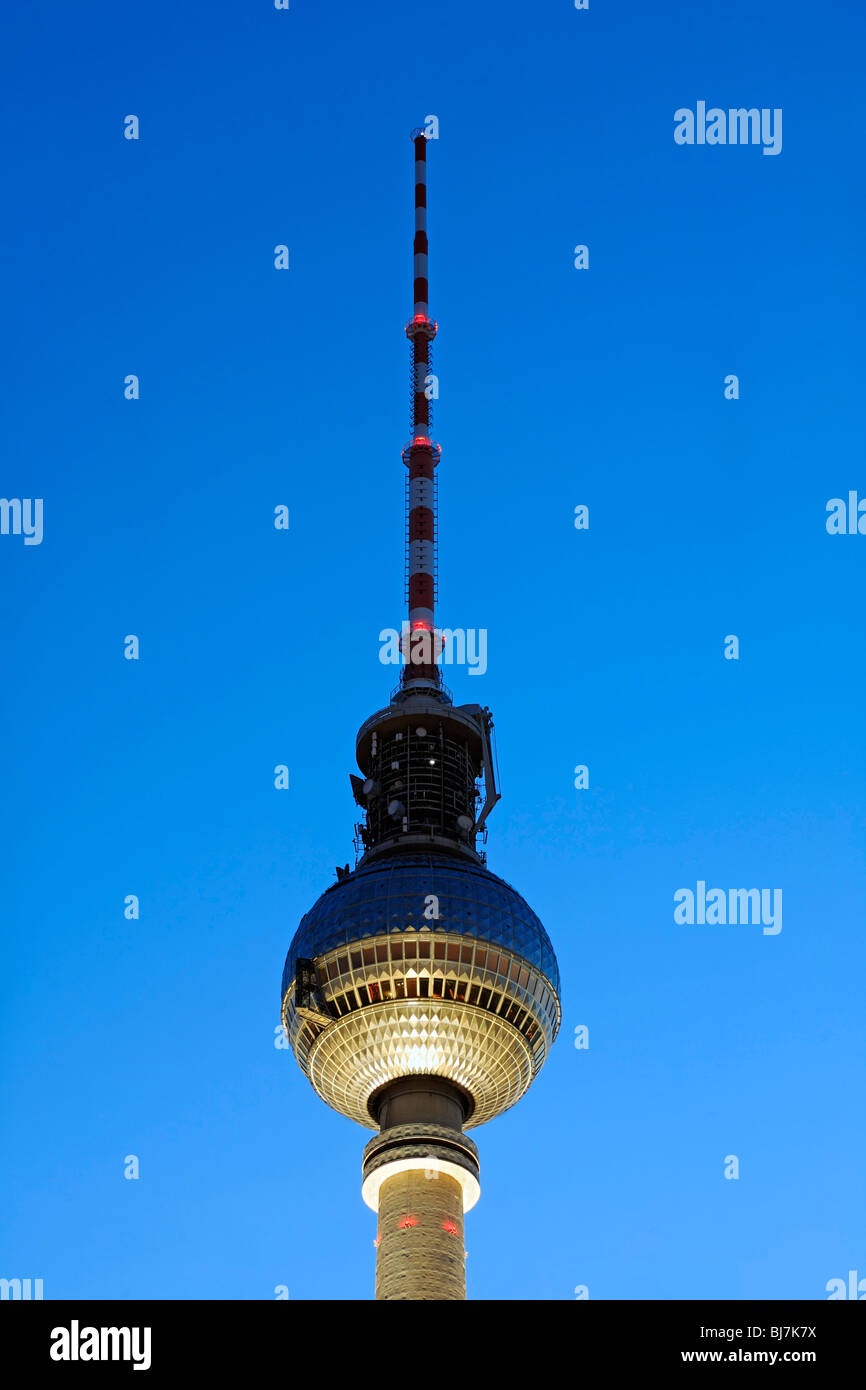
<box><xmin>281</xmin><ymin>853</ymin><xmax>561</xmax><ymax>1130</ymax></box>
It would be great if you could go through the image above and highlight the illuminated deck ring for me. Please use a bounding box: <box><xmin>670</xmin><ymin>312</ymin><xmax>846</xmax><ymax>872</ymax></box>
<box><xmin>361</xmin><ymin>1158</ymin><xmax>481</xmax><ymax>1214</ymax></box>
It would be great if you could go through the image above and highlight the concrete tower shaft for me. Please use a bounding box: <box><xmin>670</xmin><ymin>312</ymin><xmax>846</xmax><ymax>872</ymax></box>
<box><xmin>366</xmin><ymin>1079</ymin><xmax>475</xmax><ymax>1301</ymax></box>
<box><xmin>375</xmin><ymin>1168</ymin><xmax>465</xmax><ymax>1301</ymax></box>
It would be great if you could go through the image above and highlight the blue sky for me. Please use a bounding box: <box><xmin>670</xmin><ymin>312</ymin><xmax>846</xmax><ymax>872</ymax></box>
<box><xmin>1</xmin><ymin>0</ymin><xmax>863</xmax><ymax>1299</ymax></box>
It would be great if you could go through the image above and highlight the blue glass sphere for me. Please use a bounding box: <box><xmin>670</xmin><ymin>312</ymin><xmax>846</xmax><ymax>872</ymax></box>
<box><xmin>282</xmin><ymin>852</ymin><xmax>559</xmax><ymax>1000</ymax></box>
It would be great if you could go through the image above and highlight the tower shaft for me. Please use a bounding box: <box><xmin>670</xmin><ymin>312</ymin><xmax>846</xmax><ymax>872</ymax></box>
<box><xmin>362</xmin><ymin>1076</ymin><xmax>478</xmax><ymax>1302</ymax></box>
<box><xmin>375</xmin><ymin>1169</ymin><xmax>465</xmax><ymax>1300</ymax></box>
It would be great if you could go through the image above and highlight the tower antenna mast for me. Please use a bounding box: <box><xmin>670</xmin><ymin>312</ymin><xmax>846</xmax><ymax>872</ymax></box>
<box><xmin>403</xmin><ymin>128</ymin><xmax>441</xmax><ymax>690</ymax></box>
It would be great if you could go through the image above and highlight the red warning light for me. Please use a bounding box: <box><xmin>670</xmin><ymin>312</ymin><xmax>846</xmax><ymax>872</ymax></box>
<box><xmin>397</xmin><ymin>1215</ymin><xmax>419</xmax><ymax>1229</ymax></box>
<box><xmin>442</xmin><ymin>1220</ymin><xmax>459</xmax><ymax>1236</ymax></box>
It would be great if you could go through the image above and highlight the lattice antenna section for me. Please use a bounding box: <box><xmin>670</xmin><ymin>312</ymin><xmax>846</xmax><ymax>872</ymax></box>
<box><xmin>402</xmin><ymin>128</ymin><xmax>441</xmax><ymax>691</ymax></box>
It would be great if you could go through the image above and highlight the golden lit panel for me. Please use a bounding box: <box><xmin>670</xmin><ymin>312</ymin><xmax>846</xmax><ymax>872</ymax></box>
<box><xmin>283</xmin><ymin>930</ymin><xmax>560</xmax><ymax>1106</ymax></box>
<box><xmin>305</xmin><ymin>1000</ymin><xmax>534</xmax><ymax>1129</ymax></box>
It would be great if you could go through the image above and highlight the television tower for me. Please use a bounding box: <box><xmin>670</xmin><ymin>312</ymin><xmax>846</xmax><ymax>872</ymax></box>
<box><xmin>281</xmin><ymin>129</ymin><xmax>561</xmax><ymax>1301</ymax></box>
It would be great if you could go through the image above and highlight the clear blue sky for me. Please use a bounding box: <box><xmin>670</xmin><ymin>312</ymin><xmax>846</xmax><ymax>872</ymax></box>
<box><xmin>1</xmin><ymin>0</ymin><xmax>863</xmax><ymax>1300</ymax></box>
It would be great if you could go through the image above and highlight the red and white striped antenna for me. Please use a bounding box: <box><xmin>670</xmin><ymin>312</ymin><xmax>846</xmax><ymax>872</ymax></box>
<box><xmin>402</xmin><ymin>127</ymin><xmax>442</xmax><ymax>690</ymax></box>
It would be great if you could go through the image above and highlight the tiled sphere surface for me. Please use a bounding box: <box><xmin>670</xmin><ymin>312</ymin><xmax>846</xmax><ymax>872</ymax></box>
<box><xmin>282</xmin><ymin>854</ymin><xmax>559</xmax><ymax>997</ymax></box>
<box><xmin>281</xmin><ymin>855</ymin><xmax>561</xmax><ymax>1128</ymax></box>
